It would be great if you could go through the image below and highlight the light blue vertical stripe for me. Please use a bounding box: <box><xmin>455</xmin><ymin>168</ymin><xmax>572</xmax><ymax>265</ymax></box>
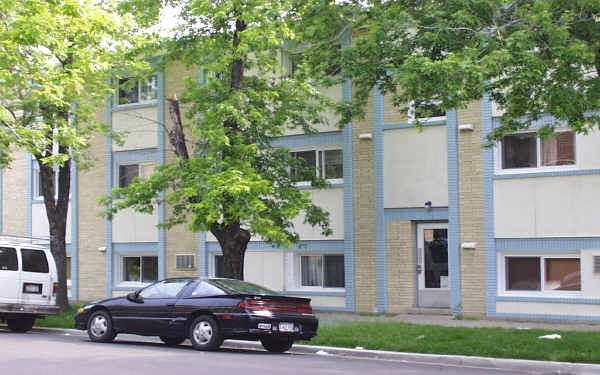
<box><xmin>0</xmin><ymin>167</ymin><xmax>3</xmax><ymax>233</ymax></box>
<box><xmin>26</xmin><ymin>155</ymin><xmax>32</xmax><ymax>237</ymax></box>
<box><xmin>157</xmin><ymin>71</ymin><xmax>167</xmax><ymax>280</ymax></box>
<box><xmin>198</xmin><ymin>232</ymin><xmax>208</xmax><ymax>276</ymax></box>
<box><xmin>482</xmin><ymin>94</ymin><xmax>496</xmax><ymax>316</ymax></box>
<box><xmin>342</xmin><ymin>31</ymin><xmax>355</xmax><ymax>312</ymax></box>
<box><xmin>374</xmin><ymin>86</ymin><xmax>387</xmax><ymax>312</ymax></box>
<box><xmin>446</xmin><ymin>109</ymin><xmax>461</xmax><ymax>313</ymax></box>
<box><xmin>105</xmin><ymin>84</ymin><xmax>114</xmax><ymax>298</ymax></box>
<box><xmin>69</xmin><ymin>108</ymin><xmax>79</xmax><ymax>301</ymax></box>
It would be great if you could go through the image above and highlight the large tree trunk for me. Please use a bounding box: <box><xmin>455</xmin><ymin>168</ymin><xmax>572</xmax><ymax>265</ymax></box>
<box><xmin>37</xmin><ymin>146</ymin><xmax>71</xmax><ymax>310</ymax></box>
<box><xmin>210</xmin><ymin>223</ymin><xmax>250</xmax><ymax>279</ymax></box>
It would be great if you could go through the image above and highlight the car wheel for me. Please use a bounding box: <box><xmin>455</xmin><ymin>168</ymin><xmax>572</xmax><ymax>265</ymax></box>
<box><xmin>260</xmin><ymin>336</ymin><xmax>294</xmax><ymax>353</ymax></box>
<box><xmin>87</xmin><ymin>310</ymin><xmax>116</xmax><ymax>343</ymax></box>
<box><xmin>7</xmin><ymin>316</ymin><xmax>35</xmax><ymax>333</ymax></box>
<box><xmin>189</xmin><ymin>315</ymin><xmax>222</xmax><ymax>351</ymax></box>
<box><xmin>160</xmin><ymin>336</ymin><xmax>186</xmax><ymax>346</ymax></box>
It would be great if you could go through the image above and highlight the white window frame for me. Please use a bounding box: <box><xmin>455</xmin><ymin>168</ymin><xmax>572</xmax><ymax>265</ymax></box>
<box><xmin>32</xmin><ymin>158</ymin><xmax>69</xmax><ymax>201</ymax></box>
<box><xmin>495</xmin><ymin>129</ymin><xmax>578</xmax><ymax>175</ymax></box>
<box><xmin>115</xmin><ymin>253</ymin><xmax>159</xmax><ymax>288</ymax></box>
<box><xmin>285</xmin><ymin>252</ymin><xmax>345</xmax><ymax>292</ymax></box>
<box><xmin>497</xmin><ymin>251</ymin><xmax>582</xmax><ymax>298</ymax></box>
<box><xmin>407</xmin><ymin>100</ymin><xmax>446</xmax><ymax>124</ymax></box>
<box><xmin>290</xmin><ymin>146</ymin><xmax>344</xmax><ymax>187</ymax></box>
<box><xmin>115</xmin><ymin>75</ymin><xmax>158</xmax><ymax>107</ymax></box>
<box><xmin>209</xmin><ymin>253</ymin><xmax>223</xmax><ymax>278</ymax></box>
<box><xmin>115</xmin><ymin>161</ymin><xmax>155</xmax><ymax>188</ymax></box>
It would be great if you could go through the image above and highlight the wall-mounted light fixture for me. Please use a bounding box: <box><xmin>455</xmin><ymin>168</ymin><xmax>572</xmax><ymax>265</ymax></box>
<box><xmin>424</xmin><ymin>201</ymin><xmax>432</xmax><ymax>210</ymax></box>
<box><xmin>359</xmin><ymin>133</ymin><xmax>373</xmax><ymax>140</ymax></box>
<box><xmin>98</xmin><ymin>246</ymin><xmax>106</xmax><ymax>252</ymax></box>
<box><xmin>458</xmin><ymin>124</ymin><xmax>474</xmax><ymax>131</ymax></box>
<box><xmin>461</xmin><ymin>242</ymin><xmax>477</xmax><ymax>250</ymax></box>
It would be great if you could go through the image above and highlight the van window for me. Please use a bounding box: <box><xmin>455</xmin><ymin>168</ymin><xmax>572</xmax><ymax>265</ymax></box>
<box><xmin>21</xmin><ymin>249</ymin><xmax>49</xmax><ymax>273</ymax></box>
<box><xmin>0</xmin><ymin>247</ymin><xmax>18</xmax><ymax>271</ymax></box>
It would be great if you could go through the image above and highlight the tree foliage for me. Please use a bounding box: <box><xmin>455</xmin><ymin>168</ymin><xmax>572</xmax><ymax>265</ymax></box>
<box><xmin>102</xmin><ymin>0</ymin><xmax>336</xmax><ymax>279</ymax></box>
<box><xmin>0</xmin><ymin>0</ymin><xmax>149</xmax><ymax>307</ymax></box>
<box><xmin>327</xmin><ymin>0</ymin><xmax>600</xmax><ymax>143</ymax></box>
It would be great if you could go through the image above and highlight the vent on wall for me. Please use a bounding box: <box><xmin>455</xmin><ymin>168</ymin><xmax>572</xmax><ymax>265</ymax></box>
<box><xmin>594</xmin><ymin>256</ymin><xmax>600</xmax><ymax>274</ymax></box>
<box><xmin>176</xmin><ymin>255</ymin><xmax>195</xmax><ymax>270</ymax></box>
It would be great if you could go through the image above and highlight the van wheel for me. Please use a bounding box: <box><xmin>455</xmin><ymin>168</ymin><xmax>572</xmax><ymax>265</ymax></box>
<box><xmin>87</xmin><ymin>310</ymin><xmax>116</xmax><ymax>343</ymax></box>
<box><xmin>7</xmin><ymin>317</ymin><xmax>35</xmax><ymax>333</ymax></box>
<box><xmin>160</xmin><ymin>336</ymin><xmax>186</xmax><ymax>346</ymax></box>
<box><xmin>189</xmin><ymin>315</ymin><xmax>222</xmax><ymax>351</ymax></box>
<box><xmin>260</xmin><ymin>336</ymin><xmax>294</xmax><ymax>353</ymax></box>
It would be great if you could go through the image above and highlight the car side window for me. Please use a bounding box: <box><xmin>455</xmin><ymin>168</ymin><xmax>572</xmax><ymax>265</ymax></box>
<box><xmin>21</xmin><ymin>249</ymin><xmax>49</xmax><ymax>273</ymax></box>
<box><xmin>0</xmin><ymin>247</ymin><xmax>18</xmax><ymax>271</ymax></box>
<box><xmin>191</xmin><ymin>281</ymin><xmax>226</xmax><ymax>297</ymax></box>
<box><xmin>139</xmin><ymin>279</ymin><xmax>189</xmax><ymax>299</ymax></box>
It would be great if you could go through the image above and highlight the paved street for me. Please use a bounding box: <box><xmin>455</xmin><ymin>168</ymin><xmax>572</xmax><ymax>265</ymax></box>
<box><xmin>0</xmin><ymin>327</ymin><xmax>536</xmax><ymax>375</ymax></box>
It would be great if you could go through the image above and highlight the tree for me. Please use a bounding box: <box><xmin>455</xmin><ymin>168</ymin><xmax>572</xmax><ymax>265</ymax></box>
<box><xmin>102</xmin><ymin>0</ymin><xmax>335</xmax><ymax>279</ymax></box>
<box><xmin>0</xmin><ymin>0</ymin><xmax>149</xmax><ymax>308</ymax></box>
<box><xmin>323</xmin><ymin>0</ymin><xmax>600</xmax><ymax>142</ymax></box>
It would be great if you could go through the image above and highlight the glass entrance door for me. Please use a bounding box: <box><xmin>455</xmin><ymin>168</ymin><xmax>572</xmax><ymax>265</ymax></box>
<box><xmin>417</xmin><ymin>223</ymin><xmax>450</xmax><ymax>308</ymax></box>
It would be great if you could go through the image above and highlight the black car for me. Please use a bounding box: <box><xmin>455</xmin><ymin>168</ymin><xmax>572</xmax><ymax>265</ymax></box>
<box><xmin>75</xmin><ymin>278</ymin><xmax>318</xmax><ymax>352</ymax></box>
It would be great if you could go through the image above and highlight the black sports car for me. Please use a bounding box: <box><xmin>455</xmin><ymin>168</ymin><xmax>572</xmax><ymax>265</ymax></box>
<box><xmin>75</xmin><ymin>278</ymin><xmax>318</xmax><ymax>352</ymax></box>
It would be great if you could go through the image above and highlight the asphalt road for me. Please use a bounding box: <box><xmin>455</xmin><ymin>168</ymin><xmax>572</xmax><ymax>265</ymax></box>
<box><xmin>0</xmin><ymin>327</ymin><xmax>535</xmax><ymax>375</ymax></box>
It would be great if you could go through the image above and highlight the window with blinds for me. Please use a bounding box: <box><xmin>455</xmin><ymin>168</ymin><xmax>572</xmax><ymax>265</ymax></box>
<box><xmin>176</xmin><ymin>255</ymin><xmax>195</xmax><ymax>270</ymax></box>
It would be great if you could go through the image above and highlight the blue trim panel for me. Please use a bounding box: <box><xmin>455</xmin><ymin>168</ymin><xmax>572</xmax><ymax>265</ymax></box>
<box><xmin>489</xmin><ymin>312</ymin><xmax>600</xmax><ymax>322</ymax></box>
<box><xmin>283</xmin><ymin>291</ymin><xmax>346</xmax><ymax>297</ymax></box>
<box><xmin>491</xmin><ymin>114</ymin><xmax>575</xmax><ymax>129</ymax></box>
<box><xmin>111</xmin><ymin>102</ymin><xmax>158</xmax><ymax>112</ymax></box>
<box><xmin>113</xmin><ymin>148</ymin><xmax>160</xmax><ymax>164</ymax></box>
<box><xmin>105</xmin><ymin>86</ymin><xmax>114</xmax><ymax>298</ymax></box>
<box><xmin>384</xmin><ymin>207</ymin><xmax>449</xmax><ymax>222</ymax></box>
<box><xmin>157</xmin><ymin>71</ymin><xmax>166</xmax><ymax>280</ymax></box>
<box><xmin>70</xmin><ymin>159</ymin><xmax>79</xmax><ymax>300</ymax></box>
<box><xmin>113</xmin><ymin>242</ymin><xmax>159</xmax><ymax>253</ymax></box>
<box><xmin>496</xmin><ymin>296</ymin><xmax>600</xmax><ymax>305</ymax></box>
<box><xmin>383</xmin><ymin>120</ymin><xmax>446</xmax><ymax>130</ymax></box>
<box><xmin>296</xmin><ymin>182</ymin><xmax>344</xmax><ymax>190</ymax></box>
<box><xmin>482</xmin><ymin>94</ymin><xmax>496</xmax><ymax>317</ymax></box>
<box><xmin>270</xmin><ymin>131</ymin><xmax>343</xmax><ymax>148</ymax></box>
<box><xmin>446</xmin><ymin>109</ymin><xmax>461</xmax><ymax>313</ymax></box>
<box><xmin>342</xmin><ymin>30</ymin><xmax>355</xmax><ymax>313</ymax></box>
<box><xmin>374</xmin><ymin>86</ymin><xmax>387</xmax><ymax>312</ymax></box>
<box><xmin>494</xmin><ymin>168</ymin><xmax>600</xmax><ymax>180</ymax></box>
<box><xmin>496</xmin><ymin>237</ymin><xmax>600</xmax><ymax>251</ymax></box>
<box><xmin>0</xmin><ymin>168</ymin><xmax>2</xmax><ymax>233</ymax></box>
<box><xmin>26</xmin><ymin>155</ymin><xmax>32</xmax><ymax>237</ymax></box>
<box><xmin>198</xmin><ymin>232</ymin><xmax>208</xmax><ymax>277</ymax></box>
<box><xmin>206</xmin><ymin>240</ymin><xmax>345</xmax><ymax>252</ymax></box>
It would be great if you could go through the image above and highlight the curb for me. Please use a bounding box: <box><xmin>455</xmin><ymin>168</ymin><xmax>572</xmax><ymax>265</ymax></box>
<box><xmin>30</xmin><ymin>327</ymin><xmax>600</xmax><ymax>374</ymax></box>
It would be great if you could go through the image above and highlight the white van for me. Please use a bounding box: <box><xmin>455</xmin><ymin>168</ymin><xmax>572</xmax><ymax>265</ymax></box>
<box><xmin>0</xmin><ymin>236</ymin><xmax>59</xmax><ymax>332</ymax></box>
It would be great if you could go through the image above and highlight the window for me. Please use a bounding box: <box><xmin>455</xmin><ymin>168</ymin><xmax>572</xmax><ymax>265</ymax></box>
<box><xmin>118</xmin><ymin>163</ymin><xmax>154</xmax><ymax>188</ymax></box>
<box><xmin>117</xmin><ymin>76</ymin><xmax>158</xmax><ymax>105</ymax></box>
<box><xmin>21</xmin><ymin>249</ymin><xmax>49</xmax><ymax>273</ymax></box>
<box><xmin>66</xmin><ymin>256</ymin><xmax>71</xmax><ymax>281</ymax></box>
<box><xmin>500</xmin><ymin>131</ymin><xmax>575</xmax><ymax>170</ymax></box>
<box><xmin>212</xmin><ymin>255</ymin><xmax>224</xmax><ymax>278</ymax></box>
<box><xmin>503</xmin><ymin>255</ymin><xmax>581</xmax><ymax>293</ymax></box>
<box><xmin>300</xmin><ymin>254</ymin><xmax>344</xmax><ymax>288</ymax></box>
<box><xmin>290</xmin><ymin>149</ymin><xmax>343</xmax><ymax>183</ymax></box>
<box><xmin>408</xmin><ymin>100</ymin><xmax>446</xmax><ymax>122</ymax></box>
<box><xmin>191</xmin><ymin>281</ymin><xmax>226</xmax><ymax>297</ymax></box>
<box><xmin>176</xmin><ymin>255</ymin><xmax>195</xmax><ymax>270</ymax></box>
<box><xmin>0</xmin><ymin>247</ymin><xmax>18</xmax><ymax>271</ymax></box>
<box><xmin>121</xmin><ymin>256</ymin><xmax>158</xmax><ymax>283</ymax></box>
<box><xmin>139</xmin><ymin>279</ymin><xmax>190</xmax><ymax>299</ymax></box>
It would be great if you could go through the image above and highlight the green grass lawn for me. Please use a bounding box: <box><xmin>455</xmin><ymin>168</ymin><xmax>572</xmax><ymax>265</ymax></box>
<box><xmin>35</xmin><ymin>304</ymin><xmax>79</xmax><ymax>329</ymax></box>
<box><xmin>301</xmin><ymin>322</ymin><xmax>600</xmax><ymax>364</ymax></box>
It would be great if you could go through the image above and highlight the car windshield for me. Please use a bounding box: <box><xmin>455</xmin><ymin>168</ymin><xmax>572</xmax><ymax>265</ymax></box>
<box><xmin>211</xmin><ymin>279</ymin><xmax>278</xmax><ymax>295</ymax></box>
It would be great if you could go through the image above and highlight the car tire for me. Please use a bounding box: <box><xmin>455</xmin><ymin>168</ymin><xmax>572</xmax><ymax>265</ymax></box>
<box><xmin>189</xmin><ymin>315</ymin><xmax>222</xmax><ymax>351</ymax></box>
<box><xmin>160</xmin><ymin>336</ymin><xmax>186</xmax><ymax>346</ymax></box>
<box><xmin>7</xmin><ymin>316</ymin><xmax>35</xmax><ymax>333</ymax></box>
<box><xmin>87</xmin><ymin>310</ymin><xmax>116</xmax><ymax>343</ymax></box>
<box><xmin>260</xmin><ymin>336</ymin><xmax>294</xmax><ymax>353</ymax></box>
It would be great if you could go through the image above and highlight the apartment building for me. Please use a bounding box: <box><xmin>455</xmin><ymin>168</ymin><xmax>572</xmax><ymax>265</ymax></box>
<box><xmin>2</xmin><ymin>56</ymin><xmax>600</xmax><ymax>321</ymax></box>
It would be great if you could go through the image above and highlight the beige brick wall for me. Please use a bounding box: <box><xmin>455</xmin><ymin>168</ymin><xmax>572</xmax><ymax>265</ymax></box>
<box><xmin>383</xmin><ymin>93</ymin><xmax>407</xmax><ymax>125</ymax></box>
<box><xmin>353</xmin><ymin>91</ymin><xmax>377</xmax><ymax>312</ymax></box>
<box><xmin>164</xmin><ymin>61</ymin><xmax>201</xmax><ymax>278</ymax></box>
<box><xmin>387</xmin><ymin>221</ymin><xmax>415</xmax><ymax>313</ymax></box>
<box><xmin>77</xmin><ymin>108</ymin><xmax>109</xmax><ymax>301</ymax></box>
<box><xmin>457</xmin><ymin>101</ymin><xmax>486</xmax><ymax>316</ymax></box>
<box><xmin>3</xmin><ymin>150</ymin><xmax>28</xmax><ymax>236</ymax></box>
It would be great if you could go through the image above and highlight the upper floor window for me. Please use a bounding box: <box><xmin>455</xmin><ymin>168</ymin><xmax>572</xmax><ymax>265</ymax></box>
<box><xmin>408</xmin><ymin>100</ymin><xmax>446</xmax><ymax>123</ymax></box>
<box><xmin>290</xmin><ymin>149</ymin><xmax>343</xmax><ymax>183</ymax></box>
<box><xmin>118</xmin><ymin>163</ymin><xmax>155</xmax><ymax>188</ymax></box>
<box><xmin>500</xmin><ymin>131</ymin><xmax>575</xmax><ymax>170</ymax></box>
<box><xmin>117</xmin><ymin>75</ymin><xmax>158</xmax><ymax>105</ymax></box>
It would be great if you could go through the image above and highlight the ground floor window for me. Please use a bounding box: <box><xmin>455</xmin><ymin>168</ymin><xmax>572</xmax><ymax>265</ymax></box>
<box><xmin>212</xmin><ymin>254</ymin><xmax>224</xmax><ymax>278</ymax></box>
<box><xmin>300</xmin><ymin>254</ymin><xmax>344</xmax><ymax>288</ymax></box>
<box><xmin>120</xmin><ymin>255</ymin><xmax>158</xmax><ymax>284</ymax></box>
<box><xmin>501</xmin><ymin>254</ymin><xmax>581</xmax><ymax>294</ymax></box>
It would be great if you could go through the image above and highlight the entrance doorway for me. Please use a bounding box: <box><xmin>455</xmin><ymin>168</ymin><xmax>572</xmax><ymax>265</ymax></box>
<box><xmin>417</xmin><ymin>223</ymin><xmax>449</xmax><ymax>308</ymax></box>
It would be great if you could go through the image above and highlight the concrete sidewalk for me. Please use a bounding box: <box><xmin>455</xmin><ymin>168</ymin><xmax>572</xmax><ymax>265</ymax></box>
<box><xmin>315</xmin><ymin>311</ymin><xmax>600</xmax><ymax>332</ymax></box>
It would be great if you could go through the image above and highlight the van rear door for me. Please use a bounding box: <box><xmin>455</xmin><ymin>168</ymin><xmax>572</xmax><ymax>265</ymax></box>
<box><xmin>0</xmin><ymin>247</ymin><xmax>20</xmax><ymax>304</ymax></box>
<box><xmin>19</xmin><ymin>248</ymin><xmax>53</xmax><ymax>305</ymax></box>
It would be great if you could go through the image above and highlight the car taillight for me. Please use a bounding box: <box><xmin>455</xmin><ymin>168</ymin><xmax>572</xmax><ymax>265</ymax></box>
<box><xmin>238</xmin><ymin>299</ymin><xmax>313</xmax><ymax>313</ymax></box>
<box><xmin>52</xmin><ymin>282</ymin><xmax>58</xmax><ymax>296</ymax></box>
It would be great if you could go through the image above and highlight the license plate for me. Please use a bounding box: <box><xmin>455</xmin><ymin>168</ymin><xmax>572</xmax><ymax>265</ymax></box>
<box><xmin>23</xmin><ymin>283</ymin><xmax>41</xmax><ymax>294</ymax></box>
<box><xmin>278</xmin><ymin>322</ymin><xmax>294</xmax><ymax>333</ymax></box>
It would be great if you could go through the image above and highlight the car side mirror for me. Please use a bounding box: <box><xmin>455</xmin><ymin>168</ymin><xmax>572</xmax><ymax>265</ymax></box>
<box><xmin>127</xmin><ymin>292</ymin><xmax>143</xmax><ymax>303</ymax></box>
